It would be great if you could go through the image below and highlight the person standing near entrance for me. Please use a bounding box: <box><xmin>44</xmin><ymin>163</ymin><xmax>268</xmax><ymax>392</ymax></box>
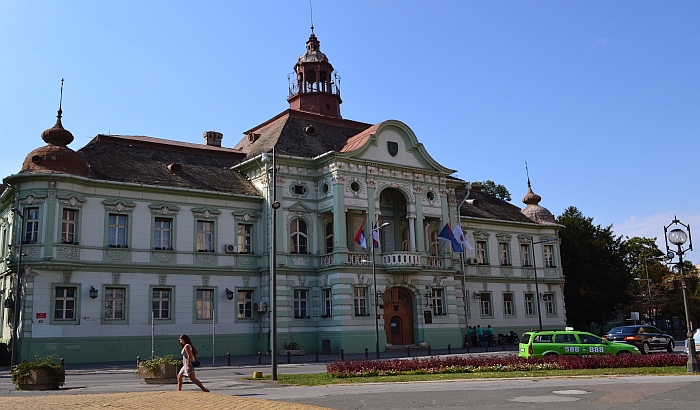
<box><xmin>486</xmin><ymin>325</ymin><xmax>495</xmax><ymax>347</ymax></box>
<box><xmin>466</xmin><ymin>326</ymin><xmax>475</xmax><ymax>347</ymax></box>
<box><xmin>475</xmin><ymin>325</ymin><xmax>485</xmax><ymax>347</ymax></box>
<box><xmin>177</xmin><ymin>334</ymin><xmax>209</xmax><ymax>392</ymax></box>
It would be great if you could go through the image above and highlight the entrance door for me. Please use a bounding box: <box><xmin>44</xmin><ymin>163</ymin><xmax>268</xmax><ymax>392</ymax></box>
<box><xmin>383</xmin><ymin>287</ymin><xmax>414</xmax><ymax>345</ymax></box>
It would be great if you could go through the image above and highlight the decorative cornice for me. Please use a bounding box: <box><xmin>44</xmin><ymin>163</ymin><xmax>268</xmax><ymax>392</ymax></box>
<box><xmin>191</xmin><ymin>207</ymin><xmax>221</xmax><ymax>219</ymax></box>
<box><xmin>149</xmin><ymin>203</ymin><xmax>181</xmax><ymax>215</ymax></box>
<box><xmin>102</xmin><ymin>199</ymin><xmax>136</xmax><ymax>213</ymax></box>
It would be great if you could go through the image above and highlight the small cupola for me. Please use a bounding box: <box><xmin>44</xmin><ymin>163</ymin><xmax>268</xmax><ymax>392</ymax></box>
<box><xmin>287</xmin><ymin>27</ymin><xmax>343</xmax><ymax>118</ymax></box>
<box><xmin>204</xmin><ymin>131</ymin><xmax>223</xmax><ymax>147</ymax></box>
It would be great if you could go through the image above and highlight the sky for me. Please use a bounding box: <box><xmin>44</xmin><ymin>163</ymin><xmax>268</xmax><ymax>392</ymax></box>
<box><xmin>1</xmin><ymin>1</ymin><xmax>698</xmax><ymax>256</ymax></box>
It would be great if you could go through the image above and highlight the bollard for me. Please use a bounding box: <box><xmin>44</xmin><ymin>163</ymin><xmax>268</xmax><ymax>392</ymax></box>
<box><xmin>448</xmin><ymin>344</ymin><xmax>451</xmax><ymax>354</ymax></box>
<box><xmin>316</xmin><ymin>350</ymin><xmax>319</xmax><ymax>362</ymax></box>
<box><xmin>428</xmin><ymin>345</ymin><xmax>431</xmax><ymax>356</ymax></box>
<box><xmin>258</xmin><ymin>352</ymin><xmax>262</xmax><ymax>365</ymax></box>
<box><xmin>341</xmin><ymin>349</ymin><xmax>345</xmax><ymax>361</ymax></box>
<box><xmin>227</xmin><ymin>352</ymin><xmax>231</xmax><ymax>366</ymax></box>
<box><xmin>60</xmin><ymin>358</ymin><xmax>65</xmax><ymax>368</ymax></box>
<box><xmin>365</xmin><ymin>348</ymin><xmax>368</xmax><ymax>359</ymax></box>
<box><xmin>407</xmin><ymin>346</ymin><xmax>411</xmax><ymax>357</ymax></box>
<box><xmin>136</xmin><ymin>356</ymin><xmax>141</xmax><ymax>368</ymax></box>
<box><xmin>287</xmin><ymin>350</ymin><xmax>291</xmax><ymax>364</ymax></box>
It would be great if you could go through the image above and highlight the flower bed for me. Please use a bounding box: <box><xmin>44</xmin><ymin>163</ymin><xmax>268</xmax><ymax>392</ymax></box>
<box><xmin>326</xmin><ymin>353</ymin><xmax>688</xmax><ymax>378</ymax></box>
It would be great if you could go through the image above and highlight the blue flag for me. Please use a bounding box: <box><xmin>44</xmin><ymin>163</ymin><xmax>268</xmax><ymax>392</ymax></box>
<box><xmin>437</xmin><ymin>224</ymin><xmax>463</xmax><ymax>253</ymax></box>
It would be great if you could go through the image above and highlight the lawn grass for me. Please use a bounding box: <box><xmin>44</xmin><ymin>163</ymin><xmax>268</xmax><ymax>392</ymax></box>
<box><xmin>249</xmin><ymin>366</ymin><xmax>692</xmax><ymax>386</ymax></box>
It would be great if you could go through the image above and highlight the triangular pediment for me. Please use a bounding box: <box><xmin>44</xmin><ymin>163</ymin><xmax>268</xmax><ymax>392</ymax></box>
<box><xmin>288</xmin><ymin>201</ymin><xmax>313</xmax><ymax>212</ymax></box>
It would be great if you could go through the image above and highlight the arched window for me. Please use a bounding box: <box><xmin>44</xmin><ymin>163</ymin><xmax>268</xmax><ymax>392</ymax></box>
<box><xmin>290</xmin><ymin>218</ymin><xmax>308</xmax><ymax>254</ymax></box>
<box><xmin>401</xmin><ymin>228</ymin><xmax>410</xmax><ymax>251</ymax></box>
<box><xmin>325</xmin><ymin>222</ymin><xmax>334</xmax><ymax>254</ymax></box>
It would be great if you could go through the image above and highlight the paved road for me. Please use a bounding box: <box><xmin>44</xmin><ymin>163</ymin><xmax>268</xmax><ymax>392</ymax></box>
<box><xmin>2</xmin><ymin>347</ymin><xmax>699</xmax><ymax>409</ymax></box>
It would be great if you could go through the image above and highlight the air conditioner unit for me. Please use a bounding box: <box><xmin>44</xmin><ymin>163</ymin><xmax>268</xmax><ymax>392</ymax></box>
<box><xmin>466</xmin><ymin>258</ymin><xmax>478</xmax><ymax>265</ymax></box>
<box><xmin>225</xmin><ymin>244</ymin><xmax>237</xmax><ymax>253</ymax></box>
<box><xmin>257</xmin><ymin>302</ymin><xmax>268</xmax><ymax>312</ymax></box>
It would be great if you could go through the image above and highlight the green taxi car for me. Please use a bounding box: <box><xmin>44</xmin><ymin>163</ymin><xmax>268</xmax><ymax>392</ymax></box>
<box><xmin>518</xmin><ymin>329</ymin><xmax>640</xmax><ymax>358</ymax></box>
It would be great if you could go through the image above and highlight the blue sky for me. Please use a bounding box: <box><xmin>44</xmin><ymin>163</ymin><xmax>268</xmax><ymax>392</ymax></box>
<box><xmin>1</xmin><ymin>1</ymin><xmax>698</xmax><ymax>254</ymax></box>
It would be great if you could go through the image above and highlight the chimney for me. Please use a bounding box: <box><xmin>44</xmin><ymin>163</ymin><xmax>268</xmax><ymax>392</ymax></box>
<box><xmin>204</xmin><ymin>131</ymin><xmax>223</xmax><ymax>147</ymax></box>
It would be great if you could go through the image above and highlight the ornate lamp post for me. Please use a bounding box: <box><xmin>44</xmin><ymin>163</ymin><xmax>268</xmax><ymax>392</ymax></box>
<box><xmin>372</xmin><ymin>222</ymin><xmax>389</xmax><ymax>359</ymax></box>
<box><xmin>664</xmin><ymin>217</ymin><xmax>698</xmax><ymax>373</ymax></box>
<box><xmin>530</xmin><ymin>236</ymin><xmax>557</xmax><ymax>331</ymax></box>
<box><xmin>10</xmin><ymin>208</ymin><xmax>25</xmax><ymax>368</ymax></box>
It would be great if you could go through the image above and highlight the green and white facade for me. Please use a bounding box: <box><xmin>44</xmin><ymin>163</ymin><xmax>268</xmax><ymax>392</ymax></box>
<box><xmin>0</xmin><ymin>31</ymin><xmax>566</xmax><ymax>364</ymax></box>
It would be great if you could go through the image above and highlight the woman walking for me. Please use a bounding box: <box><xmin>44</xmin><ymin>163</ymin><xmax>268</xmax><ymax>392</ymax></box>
<box><xmin>177</xmin><ymin>334</ymin><xmax>209</xmax><ymax>392</ymax></box>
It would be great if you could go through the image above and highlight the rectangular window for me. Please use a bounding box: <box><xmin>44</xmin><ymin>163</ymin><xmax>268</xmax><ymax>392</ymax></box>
<box><xmin>108</xmin><ymin>214</ymin><xmax>128</xmax><ymax>247</ymax></box>
<box><xmin>323</xmin><ymin>288</ymin><xmax>332</xmax><ymax>317</ymax></box>
<box><xmin>196</xmin><ymin>288</ymin><xmax>214</xmax><ymax>320</ymax></box>
<box><xmin>525</xmin><ymin>293</ymin><xmax>535</xmax><ymax>315</ymax></box>
<box><xmin>54</xmin><ymin>286</ymin><xmax>76</xmax><ymax>320</ymax></box>
<box><xmin>543</xmin><ymin>293</ymin><xmax>556</xmax><ymax>315</ymax></box>
<box><xmin>355</xmin><ymin>288</ymin><xmax>369</xmax><ymax>316</ymax></box>
<box><xmin>154</xmin><ymin>217</ymin><xmax>172</xmax><ymax>250</ymax></box>
<box><xmin>24</xmin><ymin>207</ymin><xmax>39</xmax><ymax>244</ymax></box>
<box><xmin>238</xmin><ymin>290</ymin><xmax>253</xmax><ymax>319</ymax></box>
<box><xmin>104</xmin><ymin>287</ymin><xmax>125</xmax><ymax>320</ymax></box>
<box><xmin>62</xmin><ymin>209</ymin><xmax>78</xmax><ymax>244</ymax></box>
<box><xmin>480</xmin><ymin>292</ymin><xmax>491</xmax><ymax>316</ymax></box>
<box><xmin>520</xmin><ymin>244</ymin><xmax>531</xmax><ymax>266</ymax></box>
<box><xmin>499</xmin><ymin>243</ymin><xmax>510</xmax><ymax>266</ymax></box>
<box><xmin>433</xmin><ymin>288</ymin><xmax>445</xmax><ymax>315</ymax></box>
<box><xmin>544</xmin><ymin>245</ymin><xmax>555</xmax><ymax>267</ymax></box>
<box><xmin>197</xmin><ymin>221</ymin><xmax>214</xmax><ymax>252</ymax></box>
<box><xmin>152</xmin><ymin>288</ymin><xmax>171</xmax><ymax>320</ymax></box>
<box><xmin>503</xmin><ymin>293</ymin><xmax>514</xmax><ymax>316</ymax></box>
<box><xmin>294</xmin><ymin>289</ymin><xmax>308</xmax><ymax>318</ymax></box>
<box><xmin>476</xmin><ymin>241</ymin><xmax>488</xmax><ymax>264</ymax></box>
<box><xmin>237</xmin><ymin>224</ymin><xmax>252</xmax><ymax>254</ymax></box>
<box><xmin>354</xmin><ymin>287</ymin><xmax>368</xmax><ymax>316</ymax></box>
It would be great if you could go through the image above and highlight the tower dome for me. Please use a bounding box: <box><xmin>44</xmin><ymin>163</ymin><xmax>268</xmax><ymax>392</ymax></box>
<box><xmin>521</xmin><ymin>180</ymin><xmax>555</xmax><ymax>224</ymax></box>
<box><xmin>287</xmin><ymin>27</ymin><xmax>343</xmax><ymax>118</ymax></box>
<box><xmin>20</xmin><ymin>82</ymin><xmax>90</xmax><ymax>177</ymax></box>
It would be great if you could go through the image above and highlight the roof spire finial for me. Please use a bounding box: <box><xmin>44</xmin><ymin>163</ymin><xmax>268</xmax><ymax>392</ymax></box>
<box><xmin>525</xmin><ymin>160</ymin><xmax>531</xmax><ymax>189</ymax></box>
<box><xmin>309</xmin><ymin>0</ymin><xmax>314</xmax><ymax>34</ymax></box>
<box><xmin>58</xmin><ymin>78</ymin><xmax>64</xmax><ymax>120</ymax></box>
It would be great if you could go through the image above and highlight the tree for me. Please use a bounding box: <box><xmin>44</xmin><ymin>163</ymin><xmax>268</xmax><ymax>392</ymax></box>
<box><xmin>624</xmin><ymin>237</ymin><xmax>671</xmax><ymax>326</ymax></box>
<box><xmin>473</xmin><ymin>180</ymin><xmax>511</xmax><ymax>202</ymax></box>
<box><xmin>557</xmin><ymin>206</ymin><xmax>631</xmax><ymax>331</ymax></box>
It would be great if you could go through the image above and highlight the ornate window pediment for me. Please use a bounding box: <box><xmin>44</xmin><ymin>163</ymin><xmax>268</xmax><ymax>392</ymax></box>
<box><xmin>102</xmin><ymin>199</ymin><xmax>136</xmax><ymax>213</ymax></box>
<box><xmin>517</xmin><ymin>234</ymin><xmax>533</xmax><ymax>243</ymax></box>
<box><xmin>149</xmin><ymin>203</ymin><xmax>181</xmax><ymax>215</ymax></box>
<box><xmin>191</xmin><ymin>207</ymin><xmax>221</xmax><ymax>219</ymax></box>
<box><xmin>472</xmin><ymin>230</ymin><xmax>490</xmax><ymax>241</ymax></box>
<box><xmin>495</xmin><ymin>233</ymin><xmax>512</xmax><ymax>242</ymax></box>
<box><xmin>20</xmin><ymin>192</ymin><xmax>48</xmax><ymax>206</ymax></box>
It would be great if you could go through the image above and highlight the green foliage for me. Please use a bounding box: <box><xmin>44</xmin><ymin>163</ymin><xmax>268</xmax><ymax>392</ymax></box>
<box><xmin>473</xmin><ymin>180</ymin><xmax>511</xmax><ymax>202</ymax></box>
<box><xmin>557</xmin><ymin>206</ymin><xmax>631</xmax><ymax>331</ymax></box>
<box><xmin>136</xmin><ymin>354</ymin><xmax>181</xmax><ymax>375</ymax></box>
<box><xmin>283</xmin><ymin>341</ymin><xmax>300</xmax><ymax>350</ymax></box>
<box><xmin>11</xmin><ymin>354</ymin><xmax>65</xmax><ymax>389</ymax></box>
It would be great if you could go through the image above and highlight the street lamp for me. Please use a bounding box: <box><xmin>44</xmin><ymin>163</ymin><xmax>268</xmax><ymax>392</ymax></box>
<box><xmin>10</xmin><ymin>208</ymin><xmax>25</xmax><ymax>368</ymax></box>
<box><xmin>664</xmin><ymin>217</ymin><xmax>698</xmax><ymax>373</ymax></box>
<box><xmin>530</xmin><ymin>236</ymin><xmax>557</xmax><ymax>331</ymax></box>
<box><xmin>372</xmin><ymin>221</ymin><xmax>389</xmax><ymax>359</ymax></box>
<box><xmin>262</xmin><ymin>149</ymin><xmax>281</xmax><ymax>380</ymax></box>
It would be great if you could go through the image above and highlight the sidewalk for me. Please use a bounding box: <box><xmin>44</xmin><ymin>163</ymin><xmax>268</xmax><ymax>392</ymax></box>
<box><xmin>1</xmin><ymin>344</ymin><xmax>518</xmax><ymax>375</ymax></box>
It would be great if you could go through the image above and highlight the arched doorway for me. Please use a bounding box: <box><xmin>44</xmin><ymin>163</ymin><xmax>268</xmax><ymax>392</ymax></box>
<box><xmin>383</xmin><ymin>287</ymin><xmax>414</xmax><ymax>345</ymax></box>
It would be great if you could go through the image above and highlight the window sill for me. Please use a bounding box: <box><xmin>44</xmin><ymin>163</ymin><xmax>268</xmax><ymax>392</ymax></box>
<box><xmin>153</xmin><ymin>247</ymin><xmax>174</xmax><ymax>251</ymax></box>
<box><xmin>108</xmin><ymin>245</ymin><xmax>129</xmax><ymax>248</ymax></box>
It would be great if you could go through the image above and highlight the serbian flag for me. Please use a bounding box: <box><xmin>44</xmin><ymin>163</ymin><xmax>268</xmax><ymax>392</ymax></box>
<box><xmin>452</xmin><ymin>224</ymin><xmax>474</xmax><ymax>251</ymax></box>
<box><xmin>354</xmin><ymin>216</ymin><xmax>367</xmax><ymax>249</ymax></box>
<box><xmin>372</xmin><ymin>219</ymin><xmax>381</xmax><ymax>248</ymax></box>
<box><xmin>438</xmin><ymin>223</ymin><xmax>463</xmax><ymax>253</ymax></box>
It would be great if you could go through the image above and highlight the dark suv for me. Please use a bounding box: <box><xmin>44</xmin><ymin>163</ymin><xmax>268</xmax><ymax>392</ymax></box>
<box><xmin>603</xmin><ymin>325</ymin><xmax>674</xmax><ymax>354</ymax></box>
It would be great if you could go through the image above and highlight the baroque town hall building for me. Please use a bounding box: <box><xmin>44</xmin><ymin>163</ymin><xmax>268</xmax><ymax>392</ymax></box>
<box><xmin>0</xmin><ymin>30</ymin><xmax>565</xmax><ymax>363</ymax></box>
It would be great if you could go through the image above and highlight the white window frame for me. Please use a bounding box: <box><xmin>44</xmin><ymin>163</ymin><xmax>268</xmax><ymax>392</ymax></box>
<box><xmin>479</xmin><ymin>292</ymin><xmax>492</xmax><ymax>317</ymax></box>
<box><xmin>322</xmin><ymin>288</ymin><xmax>332</xmax><ymax>317</ymax></box>
<box><xmin>499</xmin><ymin>242</ymin><xmax>511</xmax><ymax>266</ymax></box>
<box><xmin>524</xmin><ymin>293</ymin><xmax>535</xmax><ymax>316</ymax></box>
<box><xmin>54</xmin><ymin>286</ymin><xmax>77</xmax><ymax>321</ymax></box>
<box><xmin>237</xmin><ymin>289</ymin><xmax>253</xmax><ymax>319</ymax></box>
<box><xmin>325</xmin><ymin>222</ymin><xmax>334</xmax><ymax>254</ymax></box>
<box><xmin>503</xmin><ymin>292</ymin><xmax>514</xmax><ymax>316</ymax></box>
<box><xmin>62</xmin><ymin>208</ymin><xmax>78</xmax><ymax>245</ymax></box>
<box><xmin>520</xmin><ymin>243</ymin><xmax>532</xmax><ymax>267</ymax></box>
<box><xmin>238</xmin><ymin>223</ymin><xmax>253</xmax><ymax>254</ymax></box>
<box><xmin>476</xmin><ymin>241</ymin><xmax>488</xmax><ymax>264</ymax></box>
<box><xmin>152</xmin><ymin>287</ymin><xmax>172</xmax><ymax>321</ymax></box>
<box><xmin>154</xmin><ymin>217</ymin><xmax>173</xmax><ymax>250</ymax></box>
<box><xmin>543</xmin><ymin>293</ymin><xmax>556</xmax><ymax>315</ymax></box>
<box><xmin>104</xmin><ymin>287</ymin><xmax>126</xmax><ymax>321</ymax></box>
<box><xmin>197</xmin><ymin>220</ymin><xmax>214</xmax><ymax>252</ymax></box>
<box><xmin>294</xmin><ymin>289</ymin><xmax>309</xmax><ymax>318</ymax></box>
<box><xmin>432</xmin><ymin>288</ymin><xmax>445</xmax><ymax>316</ymax></box>
<box><xmin>24</xmin><ymin>207</ymin><xmax>40</xmax><ymax>244</ymax></box>
<box><xmin>290</xmin><ymin>219</ymin><xmax>308</xmax><ymax>254</ymax></box>
<box><xmin>195</xmin><ymin>288</ymin><xmax>214</xmax><ymax>320</ymax></box>
<box><xmin>108</xmin><ymin>213</ymin><xmax>128</xmax><ymax>247</ymax></box>
<box><xmin>544</xmin><ymin>244</ymin><xmax>556</xmax><ymax>268</ymax></box>
<box><xmin>354</xmin><ymin>287</ymin><xmax>368</xmax><ymax>317</ymax></box>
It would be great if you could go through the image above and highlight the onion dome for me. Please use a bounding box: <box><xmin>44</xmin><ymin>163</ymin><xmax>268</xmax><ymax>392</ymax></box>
<box><xmin>521</xmin><ymin>180</ymin><xmax>555</xmax><ymax>224</ymax></box>
<box><xmin>296</xmin><ymin>29</ymin><xmax>329</xmax><ymax>64</ymax></box>
<box><xmin>20</xmin><ymin>83</ymin><xmax>90</xmax><ymax>177</ymax></box>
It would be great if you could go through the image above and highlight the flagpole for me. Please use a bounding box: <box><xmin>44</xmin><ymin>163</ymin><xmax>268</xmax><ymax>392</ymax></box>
<box><xmin>456</xmin><ymin>184</ymin><xmax>472</xmax><ymax>347</ymax></box>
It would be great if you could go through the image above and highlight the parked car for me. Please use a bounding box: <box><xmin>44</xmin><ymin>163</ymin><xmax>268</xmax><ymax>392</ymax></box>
<box><xmin>603</xmin><ymin>325</ymin><xmax>674</xmax><ymax>354</ymax></box>
<box><xmin>518</xmin><ymin>330</ymin><xmax>639</xmax><ymax>358</ymax></box>
<box><xmin>683</xmin><ymin>328</ymin><xmax>700</xmax><ymax>358</ymax></box>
